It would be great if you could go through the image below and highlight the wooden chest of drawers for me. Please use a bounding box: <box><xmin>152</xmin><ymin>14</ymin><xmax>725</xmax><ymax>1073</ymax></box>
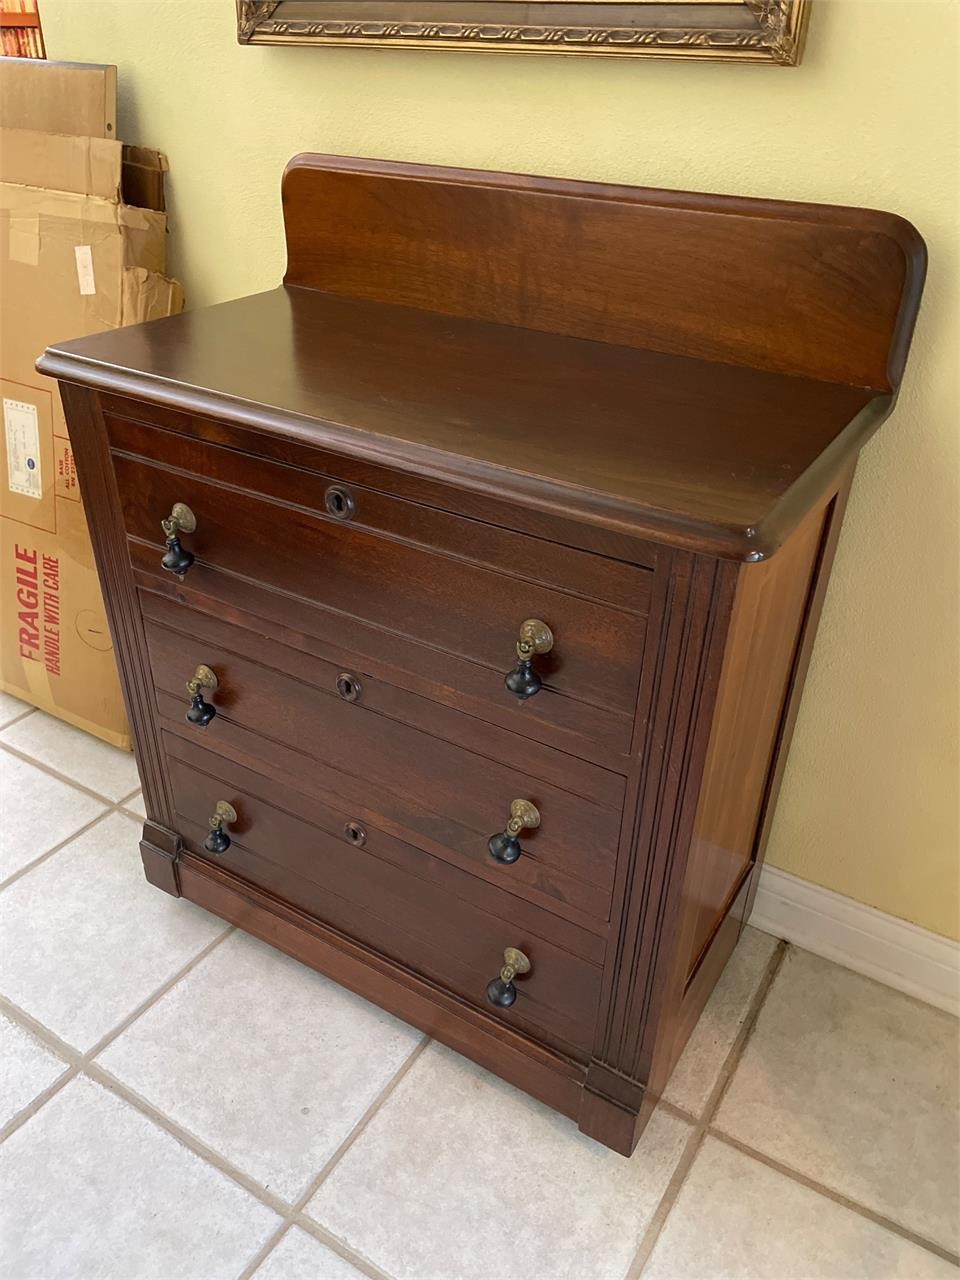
<box><xmin>38</xmin><ymin>156</ymin><xmax>925</xmax><ymax>1155</ymax></box>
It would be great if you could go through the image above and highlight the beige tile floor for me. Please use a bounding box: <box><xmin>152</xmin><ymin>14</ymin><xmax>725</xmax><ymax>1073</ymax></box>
<box><xmin>1</xmin><ymin>694</ymin><xmax>957</xmax><ymax>1280</ymax></box>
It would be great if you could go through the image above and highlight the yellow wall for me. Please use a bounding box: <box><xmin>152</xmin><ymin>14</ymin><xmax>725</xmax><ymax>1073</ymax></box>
<box><xmin>42</xmin><ymin>0</ymin><xmax>959</xmax><ymax>939</ymax></box>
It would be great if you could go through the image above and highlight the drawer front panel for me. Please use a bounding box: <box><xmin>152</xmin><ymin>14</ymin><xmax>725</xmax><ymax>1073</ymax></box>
<box><xmin>101</xmin><ymin>394</ymin><xmax>661</xmax><ymax>572</ymax></box>
<box><xmin>111</xmin><ymin>446</ymin><xmax>647</xmax><ymax>730</ymax></box>
<box><xmin>165</xmin><ymin>739</ymin><xmax>602</xmax><ymax>1057</ymax></box>
<box><xmin>107</xmin><ymin>412</ymin><xmax>653</xmax><ymax>609</ymax></box>
<box><xmin>131</xmin><ymin>544</ymin><xmax>635</xmax><ymax>763</ymax></box>
<box><xmin>141</xmin><ymin>590</ymin><xmax>623</xmax><ymax>808</ymax></box>
<box><xmin>145</xmin><ymin>610</ymin><xmax>621</xmax><ymax>924</ymax></box>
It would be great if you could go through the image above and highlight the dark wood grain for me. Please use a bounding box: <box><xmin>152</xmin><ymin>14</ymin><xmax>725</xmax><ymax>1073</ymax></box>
<box><xmin>167</xmin><ymin>746</ymin><xmax>602</xmax><ymax>1057</ymax></box>
<box><xmin>155</xmin><ymin>689</ymin><xmax>612</xmax><ymax>937</ymax></box>
<box><xmin>165</xmin><ymin>729</ymin><xmax>604</xmax><ymax>964</ymax></box>
<box><xmin>55</xmin><ymin>385</ymin><xmax>175</xmax><ymax>832</ymax></box>
<box><xmin>97</xmin><ymin>391</ymin><xmax>662</xmax><ymax>571</ymax></box>
<box><xmin>740</xmin><ymin>471</ymin><xmax>856</xmax><ymax>926</ymax></box>
<box><xmin>680</xmin><ymin>497</ymin><xmax>828</xmax><ymax>976</ymax></box>
<box><xmin>43</xmin><ymin>157</ymin><xmax>926</xmax><ymax>1158</ymax></box>
<box><xmin>145</xmin><ymin>615</ymin><xmax>622</xmax><ymax>922</ymax></box>
<box><xmin>281</xmin><ymin>156</ymin><xmax>924</xmax><ymax>388</ymax></box>
<box><xmin>643</xmin><ymin>496</ymin><xmax>833</xmax><ymax>1108</ymax></box>
<box><xmin>115</xmin><ymin>451</ymin><xmax>646</xmax><ymax>719</ymax></box>
<box><xmin>38</xmin><ymin>287</ymin><xmax>883</xmax><ymax>563</ymax></box>
<box><xmin>107</xmin><ymin>412</ymin><xmax>651</xmax><ymax>612</ymax></box>
<box><xmin>135</xmin><ymin>571</ymin><xmax>635</xmax><ymax>766</ymax></box>
<box><xmin>579</xmin><ymin>551</ymin><xmax>737</xmax><ymax>1152</ymax></box>
<box><xmin>141</xmin><ymin>593</ymin><xmax>624</xmax><ymax>806</ymax></box>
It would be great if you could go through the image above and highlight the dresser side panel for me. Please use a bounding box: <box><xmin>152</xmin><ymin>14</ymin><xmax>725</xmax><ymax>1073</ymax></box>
<box><xmin>679</xmin><ymin>496</ymin><xmax>829</xmax><ymax>977</ymax></box>
<box><xmin>56</xmin><ymin>384</ymin><xmax>176</xmax><ymax>868</ymax></box>
<box><xmin>580</xmin><ymin>551</ymin><xmax>738</xmax><ymax>1149</ymax></box>
<box><xmin>650</xmin><ymin>476</ymin><xmax>854</xmax><ymax>1098</ymax></box>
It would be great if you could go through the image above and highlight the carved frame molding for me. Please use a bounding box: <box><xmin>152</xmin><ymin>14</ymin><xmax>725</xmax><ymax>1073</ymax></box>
<box><xmin>237</xmin><ymin>0</ymin><xmax>810</xmax><ymax>63</ymax></box>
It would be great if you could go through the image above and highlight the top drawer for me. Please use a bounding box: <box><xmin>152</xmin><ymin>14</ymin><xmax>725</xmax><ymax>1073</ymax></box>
<box><xmin>106</xmin><ymin>411</ymin><xmax>653</xmax><ymax>761</ymax></box>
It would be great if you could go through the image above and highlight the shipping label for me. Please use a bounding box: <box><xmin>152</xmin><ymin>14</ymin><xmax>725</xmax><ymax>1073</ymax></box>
<box><xmin>4</xmin><ymin>398</ymin><xmax>42</xmax><ymax>499</ymax></box>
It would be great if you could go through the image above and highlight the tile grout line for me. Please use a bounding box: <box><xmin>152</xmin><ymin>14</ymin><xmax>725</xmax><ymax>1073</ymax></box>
<box><xmin>0</xmin><ymin>804</ymin><xmax>126</xmax><ymax>894</ymax></box>
<box><xmin>84</xmin><ymin>926</ymin><xmax>236</xmax><ymax>1059</ymax></box>
<box><xmin>287</xmin><ymin>1218</ymin><xmax>398</xmax><ymax>1280</ymax></box>
<box><xmin>237</xmin><ymin>1036</ymin><xmax>433</xmax><ymax>1280</ymax></box>
<box><xmin>2</xmin><ymin>868</ymin><xmax>952</xmax><ymax>1280</ymax></box>
<box><xmin>83</xmin><ymin>1062</ymin><xmax>293</xmax><ymax>1215</ymax></box>
<box><xmin>1</xmin><ymin>979</ymin><xmax>420</xmax><ymax>1280</ymax></box>
<box><xmin>700</xmin><ymin>937</ymin><xmax>789</xmax><ymax>1122</ymax></box>
<box><xmin>239</xmin><ymin>1221</ymin><xmax>305</xmax><ymax>1280</ymax></box>
<box><xmin>624</xmin><ymin>1124</ymin><xmax>707</xmax><ymax>1280</ymax></box>
<box><xmin>0</xmin><ymin>738</ymin><xmax>136</xmax><ymax>807</ymax></box>
<box><xmin>85</xmin><ymin>1044</ymin><xmax>420</xmax><ymax>1280</ymax></box>
<box><xmin>624</xmin><ymin>938</ymin><xmax>789</xmax><ymax>1280</ymax></box>
<box><xmin>0</xmin><ymin>1065</ymin><xmax>80</xmax><ymax>1145</ymax></box>
<box><xmin>699</xmin><ymin>938</ymin><xmax>960</xmax><ymax>1268</ymax></box>
<box><xmin>706</xmin><ymin>1127</ymin><xmax>960</xmax><ymax>1268</ymax></box>
<box><xmin>633</xmin><ymin>939</ymin><xmax>958</xmax><ymax>1274</ymax></box>
<box><xmin>233</xmin><ymin>1222</ymin><xmax>297</xmax><ymax>1280</ymax></box>
<box><xmin>0</xmin><ymin>926</ymin><xmax>234</xmax><ymax>1143</ymax></box>
<box><xmin>116</xmin><ymin>785</ymin><xmax>146</xmax><ymax>806</ymax></box>
<box><xmin>238</xmin><ymin>1214</ymin><xmax>396</xmax><ymax>1280</ymax></box>
<box><xmin>300</xmin><ymin>1034</ymin><xmax>432</xmax><ymax>1197</ymax></box>
<box><xmin>0</xmin><ymin>994</ymin><xmax>84</xmax><ymax>1065</ymax></box>
<box><xmin>0</xmin><ymin>745</ymin><xmax>145</xmax><ymax>895</ymax></box>
<box><xmin>0</xmin><ymin>706</ymin><xmax>36</xmax><ymax>732</ymax></box>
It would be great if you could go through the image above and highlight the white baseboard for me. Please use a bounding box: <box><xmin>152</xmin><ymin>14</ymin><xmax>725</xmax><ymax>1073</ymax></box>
<box><xmin>749</xmin><ymin>865</ymin><xmax>959</xmax><ymax>1017</ymax></box>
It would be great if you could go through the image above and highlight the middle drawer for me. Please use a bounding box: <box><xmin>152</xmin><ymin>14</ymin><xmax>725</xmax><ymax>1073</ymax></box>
<box><xmin>144</xmin><ymin>595</ymin><xmax>625</xmax><ymax>930</ymax></box>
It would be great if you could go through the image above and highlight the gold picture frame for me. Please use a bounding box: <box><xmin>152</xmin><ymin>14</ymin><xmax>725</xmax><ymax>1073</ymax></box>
<box><xmin>236</xmin><ymin>0</ymin><xmax>810</xmax><ymax>63</ymax></box>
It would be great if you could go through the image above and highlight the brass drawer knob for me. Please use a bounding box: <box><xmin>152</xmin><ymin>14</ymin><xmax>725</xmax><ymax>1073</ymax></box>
<box><xmin>204</xmin><ymin>800</ymin><xmax>237</xmax><ymax>854</ymax></box>
<box><xmin>185</xmin><ymin>664</ymin><xmax>218</xmax><ymax>727</ymax></box>
<box><xmin>488</xmin><ymin>798</ymin><xmax>540</xmax><ymax>865</ymax></box>
<box><xmin>486</xmin><ymin>947</ymin><xmax>531</xmax><ymax>1008</ymax></box>
<box><xmin>504</xmin><ymin>618</ymin><xmax>553</xmax><ymax>701</ymax></box>
<box><xmin>160</xmin><ymin>501</ymin><xmax>197</xmax><ymax>577</ymax></box>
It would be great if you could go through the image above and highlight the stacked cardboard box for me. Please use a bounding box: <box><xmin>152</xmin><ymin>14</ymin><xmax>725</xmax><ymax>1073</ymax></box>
<box><xmin>0</xmin><ymin>59</ymin><xmax>183</xmax><ymax>747</ymax></box>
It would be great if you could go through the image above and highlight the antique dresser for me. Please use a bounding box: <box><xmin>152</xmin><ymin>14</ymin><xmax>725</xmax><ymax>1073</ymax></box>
<box><xmin>38</xmin><ymin>157</ymin><xmax>925</xmax><ymax>1155</ymax></box>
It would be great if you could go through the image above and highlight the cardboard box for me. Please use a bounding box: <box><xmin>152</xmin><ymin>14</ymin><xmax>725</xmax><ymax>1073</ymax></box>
<box><xmin>1</xmin><ymin>101</ymin><xmax>183</xmax><ymax>747</ymax></box>
<box><xmin>0</xmin><ymin>56</ymin><xmax>117</xmax><ymax>138</ymax></box>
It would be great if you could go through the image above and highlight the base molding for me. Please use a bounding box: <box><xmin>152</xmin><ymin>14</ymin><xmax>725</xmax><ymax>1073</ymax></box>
<box><xmin>750</xmin><ymin>865</ymin><xmax>959</xmax><ymax>1016</ymax></box>
<box><xmin>139</xmin><ymin>823</ymin><xmax>182</xmax><ymax>897</ymax></box>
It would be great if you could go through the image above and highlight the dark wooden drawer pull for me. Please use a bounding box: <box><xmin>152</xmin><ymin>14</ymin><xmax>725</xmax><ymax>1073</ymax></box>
<box><xmin>488</xmin><ymin>798</ymin><xmax>540</xmax><ymax>865</ymax></box>
<box><xmin>160</xmin><ymin>501</ymin><xmax>196</xmax><ymax>577</ymax></box>
<box><xmin>486</xmin><ymin>947</ymin><xmax>531</xmax><ymax>1007</ymax></box>
<box><xmin>203</xmin><ymin>800</ymin><xmax>237</xmax><ymax>854</ymax></box>
<box><xmin>185</xmin><ymin>664</ymin><xmax>218</xmax><ymax>727</ymax></box>
<box><xmin>324</xmin><ymin>484</ymin><xmax>356</xmax><ymax>520</ymax></box>
<box><xmin>504</xmin><ymin>618</ymin><xmax>553</xmax><ymax>700</ymax></box>
<box><xmin>336</xmin><ymin>672</ymin><xmax>363</xmax><ymax>703</ymax></box>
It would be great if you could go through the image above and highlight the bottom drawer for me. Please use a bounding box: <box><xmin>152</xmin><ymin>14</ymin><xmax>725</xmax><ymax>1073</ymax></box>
<box><xmin>164</xmin><ymin>738</ymin><xmax>602</xmax><ymax>1059</ymax></box>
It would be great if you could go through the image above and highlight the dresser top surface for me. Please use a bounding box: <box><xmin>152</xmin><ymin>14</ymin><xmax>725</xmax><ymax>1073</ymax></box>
<box><xmin>43</xmin><ymin>284</ymin><xmax>882</xmax><ymax>561</ymax></box>
<box><xmin>40</xmin><ymin>156</ymin><xmax>927</xmax><ymax>560</ymax></box>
